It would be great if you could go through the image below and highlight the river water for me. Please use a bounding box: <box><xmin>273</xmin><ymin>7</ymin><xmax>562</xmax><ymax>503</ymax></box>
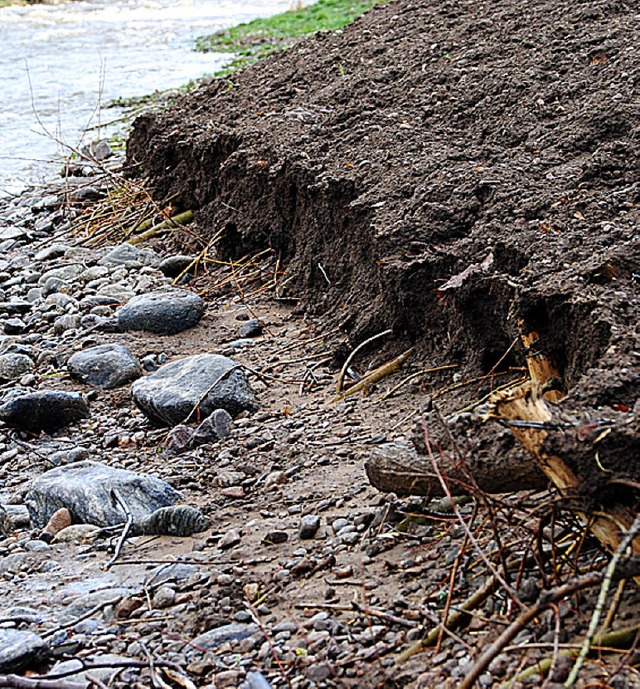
<box><xmin>0</xmin><ymin>0</ymin><xmax>293</xmax><ymax>194</ymax></box>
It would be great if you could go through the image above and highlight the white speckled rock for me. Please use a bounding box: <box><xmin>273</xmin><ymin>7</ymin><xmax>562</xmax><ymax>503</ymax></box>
<box><xmin>132</xmin><ymin>353</ymin><xmax>258</xmax><ymax>426</ymax></box>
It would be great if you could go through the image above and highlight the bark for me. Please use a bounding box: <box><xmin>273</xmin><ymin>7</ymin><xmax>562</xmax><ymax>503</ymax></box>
<box><xmin>364</xmin><ymin>441</ymin><xmax>548</xmax><ymax>497</ymax></box>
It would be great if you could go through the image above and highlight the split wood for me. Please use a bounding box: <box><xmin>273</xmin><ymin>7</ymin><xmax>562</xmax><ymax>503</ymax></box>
<box><xmin>491</xmin><ymin>327</ymin><xmax>640</xmax><ymax>580</ymax></box>
<box><xmin>332</xmin><ymin>349</ymin><xmax>413</xmax><ymax>402</ymax></box>
<box><xmin>128</xmin><ymin>209</ymin><xmax>194</xmax><ymax>244</ymax></box>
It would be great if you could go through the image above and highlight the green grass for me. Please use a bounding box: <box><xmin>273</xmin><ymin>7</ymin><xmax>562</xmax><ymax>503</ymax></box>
<box><xmin>195</xmin><ymin>0</ymin><xmax>384</xmax><ymax>73</ymax></box>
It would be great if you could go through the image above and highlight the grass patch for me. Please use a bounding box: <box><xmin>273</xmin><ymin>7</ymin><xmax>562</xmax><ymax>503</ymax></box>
<box><xmin>195</xmin><ymin>0</ymin><xmax>384</xmax><ymax>73</ymax></box>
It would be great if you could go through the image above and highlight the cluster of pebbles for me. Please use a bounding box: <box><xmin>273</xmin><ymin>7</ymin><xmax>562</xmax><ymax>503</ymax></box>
<box><xmin>0</xmin><ymin>163</ymin><xmax>464</xmax><ymax>688</ymax></box>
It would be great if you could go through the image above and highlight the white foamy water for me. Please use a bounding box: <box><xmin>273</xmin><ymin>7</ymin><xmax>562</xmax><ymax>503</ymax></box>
<box><xmin>0</xmin><ymin>0</ymin><xmax>294</xmax><ymax>194</ymax></box>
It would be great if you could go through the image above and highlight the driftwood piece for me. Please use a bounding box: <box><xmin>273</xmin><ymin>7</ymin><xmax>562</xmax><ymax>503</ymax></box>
<box><xmin>491</xmin><ymin>330</ymin><xmax>640</xmax><ymax>580</ymax></box>
<box><xmin>364</xmin><ymin>442</ymin><xmax>547</xmax><ymax>497</ymax></box>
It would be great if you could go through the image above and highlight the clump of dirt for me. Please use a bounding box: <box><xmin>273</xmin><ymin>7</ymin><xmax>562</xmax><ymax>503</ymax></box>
<box><xmin>127</xmin><ymin>0</ymin><xmax>639</xmax><ymax>483</ymax></box>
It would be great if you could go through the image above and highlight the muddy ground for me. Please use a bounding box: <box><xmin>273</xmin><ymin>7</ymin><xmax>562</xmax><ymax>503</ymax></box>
<box><xmin>0</xmin><ymin>0</ymin><xmax>638</xmax><ymax>687</ymax></box>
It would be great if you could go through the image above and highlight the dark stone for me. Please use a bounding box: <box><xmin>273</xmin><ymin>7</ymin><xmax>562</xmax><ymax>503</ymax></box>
<box><xmin>192</xmin><ymin>409</ymin><xmax>233</xmax><ymax>443</ymax></box>
<box><xmin>79</xmin><ymin>295</ymin><xmax>121</xmax><ymax>311</ymax></box>
<box><xmin>299</xmin><ymin>514</ymin><xmax>321</xmax><ymax>539</ymax></box>
<box><xmin>68</xmin><ymin>186</ymin><xmax>103</xmax><ymax>203</ymax></box>
<box><xmin>67</xmin><ymin>343</ymin><xmax>142</xmax><ymax>389</ymax></box>
<box><xmin>25</xmin><ymin>460</ymin><xmax>182</xmax><ymax>528</ymax></box>
<box><xmin>159</xmin><ymin>254</ymin><xmax>195</xmax><ymax>278</ymax></box>
<box><xmin>186</xmin><ymin>624</ymin><xmax>258</xmax><ymax>656</ymax></box>
<box><xmin>0</xmin><ymin>300</ymin><xmax>32</xmax><ymax>314</ymax></box>
<box><xmin>4</xmin><ymin>317</ymin><xmax>27</xmax><ymax>334</ymax></box>
<box><xmin>0</xmin><ymin>629</ymin><xmax>49</xmax><ymax>673</ymax></box>
<box><xmin>0</xmin><ymin>390</ymin><xmax>89</xmax><ymax>432</ymax></box>
<box><xmin>117</xmin><ymin>289</ymin><xmax>204</xmax><ymax>335</ymax></box>
<box><xmin>262</xmin><ymin>530</ymin><xmax>289</xmax><ymax>545</ymax></box>
<box><xmin>131</xmin><ymin>353</ymin><xmax>258</xmax><ymax>426</ymax></box>
<box><xmin>238</xmin><ymin>318</ymin><xmax>263</xmax><ymax>338</ymax></box>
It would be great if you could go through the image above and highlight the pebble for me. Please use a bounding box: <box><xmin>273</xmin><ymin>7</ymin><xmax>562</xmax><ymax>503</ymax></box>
<box><xmin>218</xmin><ymin>528</ymin><xmax>242</xmax><ymax>549</ymax></box>
<box><xmin>299</xmin><ymin>514</ymin><xmax>321</xmax><ymax>539</ymax></box>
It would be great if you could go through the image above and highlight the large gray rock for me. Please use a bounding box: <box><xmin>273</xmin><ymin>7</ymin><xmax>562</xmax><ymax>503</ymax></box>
<box><xmin>132</xmin><ymin>354</ymin><xmax>258</xmax><ymax>426</ymax></box>
<box><xmin>0</xmin><ymin>628</ymin><xmax>49</xmax><ymax>673</ymax></box>
<box><xmin>0</xmin><ymin>390</ymin><xmax>89</xmax><ymax>432</ymax></box>
<box><xmin>25</xmin><ymin>460</ymin><xmax>182</xmax><ymax>528</ymax></box>
<box><xmin>117</xmin><ymin>289</ymin><xmax>204</xmax><ymax>335</ymax></box>
<box><xmin>0</xmin><ymin>352</ymin><xmax>34</xmax><ymax>380</ymax></box>
<box><xmin>98</xmin><ymin>243</ymin><xmax>160</xmax><ymax>267</ymax></box>
<box><xmin>67</xmin><ymin>344</ymin><xmax>142</xmax><ymax>389</ymax></box>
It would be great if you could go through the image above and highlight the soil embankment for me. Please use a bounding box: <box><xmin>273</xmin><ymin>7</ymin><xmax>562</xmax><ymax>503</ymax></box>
<box><xmin>129</xmin><ymin>0</ymin><xmax>639</xmax><ymax>475</ymax></box>
<box><xmin>129</xmin><ymin>0</ymin><xmax>640</xmax><ymax>398</ymax></box>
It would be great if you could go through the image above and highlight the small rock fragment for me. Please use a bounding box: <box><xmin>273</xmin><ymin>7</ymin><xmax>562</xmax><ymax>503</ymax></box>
<box><xmin>218</xmin><ymin>528</ymin><xmax>242</xmax><ymax>549</ymax></box>
<box><xmin>299</xmin><ymin>514</ymin><xmax>321</xmax><ymax>539</ymax></box>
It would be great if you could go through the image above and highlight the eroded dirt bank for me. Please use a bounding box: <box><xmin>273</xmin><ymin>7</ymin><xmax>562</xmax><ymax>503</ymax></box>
<box><xmin>126</xmin><ymin>0</ymin><xmax>640</xmax><ymax>396</ymax></box>
<box><xmin>128</xmin><ymin>0</ymin><xmax>639</xmax><ymax>484</ymax></box>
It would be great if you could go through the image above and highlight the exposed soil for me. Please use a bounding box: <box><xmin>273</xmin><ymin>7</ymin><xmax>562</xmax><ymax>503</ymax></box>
<box><xmin>0</xmin><ymin>0</ymin><xmax>638</xmax><ymax>687</ymax></box>
<box><xmin>128</xmin><ymin>0</ymin><xmax>639</xmax><ymax>493</ymax></box>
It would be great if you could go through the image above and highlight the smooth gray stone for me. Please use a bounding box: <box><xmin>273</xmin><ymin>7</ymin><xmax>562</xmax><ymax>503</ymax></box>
<box><xmin>0</xmin><ymin>390</ymin><xmax>89</xmax><ymax>432</ymax></box>
<box><xmin>132</xmin><ymin>353</ymin><xmax>258</xmax><ymax>426</ymax></box>
<box><xmin>0</xmin><ymin>628</ymin><xmax>49</xmax><ymax>673</ymax></box>
<box><xmin>49</xmin><ymin>445</ymin><xmax>90</xmax><ymax>466</ymax></box>
<box><xmin>25</xmin><ymin>460</ymin><xmax>181</xmax><ymax>528</ymax></box>
<box><xmin>67</xmin><ymin>344</ymin><xmax>142</xmax><ymax>389</ymax></box>
<box><xmin>117</xmin><ymin>289</ymin><xmax>204</xmax><ymax>335</ymax></box>
<box><xmin>0</xmin><ymin>353</ymin><xmax>33</xmax><ymax>380</ymax></box>
<box><xmin>35</xmin><ymin>244</ymin><xmax>69</xmax><ymax>262</ymax></box>
<box><xmin>50</xmin><ymin>655</ymin><xmax>130</xmax><ymax>687</ymax></box>
<box><xmin>159</xmin><ymin>254</ymin><xmax>195</xmax><ymax>278</ymax></box>
<box><xmin>187</xmin><ymin>623</ymin><xmax>258</xmax><ymax>656</ymax></box>
<box><xmin>238</xmin><ymin>318</ymin><xmax>263</xmax><ymax>338</ymax></box>
<box><xmin>38</xmin><ymin>264</ymin><xmax>84</xmax><ymax>286</ymax></box>
<box><xmin>98</xmin><ymin>243</ymin><xmax>160</xmax><ymax>268</ymax></box>
<box><xmin>243</xmin><ymin>673</ymin><xmax>273</xmax><ymax>689</ymax></box>
<box><xmin>145</xmin><ymin>563</ymin><xmax>198</xmax><ymax>587</ymax></box>
<box><xmin>59</xmin><ymin>589</ymin><xmax>135</xmax><ymax>623</ymax></box>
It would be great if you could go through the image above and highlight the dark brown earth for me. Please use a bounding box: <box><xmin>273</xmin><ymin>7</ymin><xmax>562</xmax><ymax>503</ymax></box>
<box><xmin>128</xmin><ymin>0</ymin><xmax>639</xmax><ymax>496</ymax></box>
<box><xmin>120</xmin><ymin>0</ymin><xmax>640</xmax><ymax>685</ymax></box>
